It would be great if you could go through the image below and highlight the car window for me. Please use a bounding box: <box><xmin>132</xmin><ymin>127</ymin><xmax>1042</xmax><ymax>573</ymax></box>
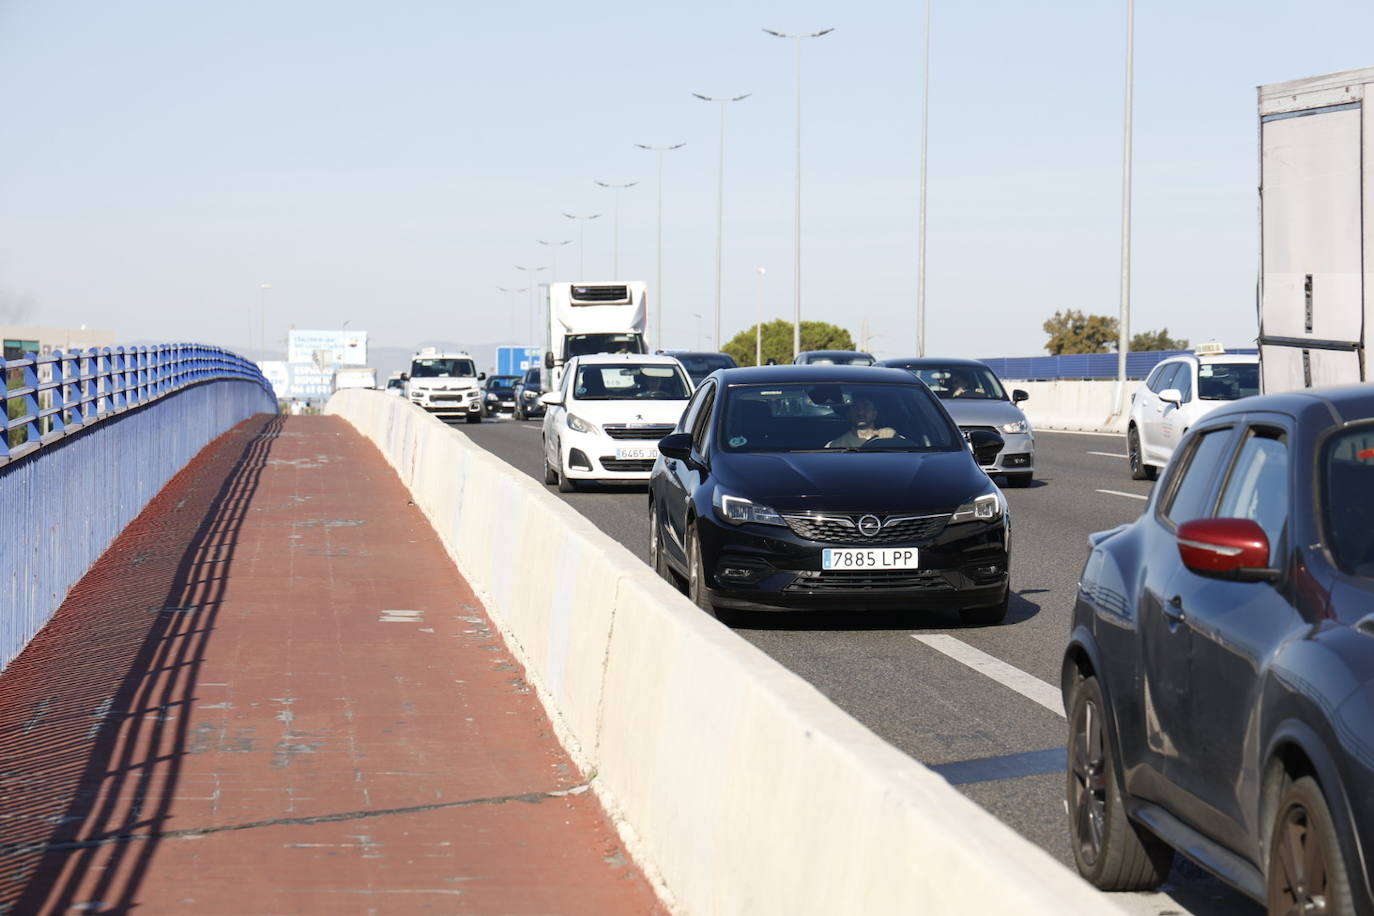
<box><xmin>678</xmin><ymin>381</ymin><xmax>712</xmax><ymax>434</ymax></box>
<box><xmin>1143</xmin><ymin>364</ymin><xmax>1165</xmax><ymax>391</ymax></box>
<box><xmin>690</xmin><ymin>382</ymin><xmax>717</xmax><ymax>450</ymax></box>
<box><xmin>902</xmin><ymin>365</ymin><xmax>1007</xmax><ymax>400</ymax></box>
<box><xmin>1216</xmin><ymin>428</ymin><xmax>1288</xmax><ymax>564</ymax></box>
<box><xmin>1198</xmin><ymin>362</ymin><xmax>1260</xmax><ymax>400</ymax></box>
<box><xmin>1172</xmin><ymin>364</ymin><xmax>1193</xmax><ymax>402</ymax></box>
<box><xmin>1163</xmin><ymin>427</ymin><xmax>1234</xmax><ymax>527</ymax></box>
<box><xmin>720</xmin><ymin>382</ymin><xmax>962</xmax><ymax>453</ymax></box>
<box><xmin>1151</xmin><ymin>363</ymin><xmax>1181</xmax><ymax>394</ymax></box>
<box><xmin>1323</xmin><ymin>424</ymin><xmax>1374</xmax><ymax>578</ymax></box>
<box><xmin>572</xmin><ymin>364</ymin><xmax>691</xmax><ymax>400</ymax></box>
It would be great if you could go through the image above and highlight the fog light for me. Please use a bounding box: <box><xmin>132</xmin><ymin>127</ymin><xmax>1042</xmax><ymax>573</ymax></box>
<box><xmin>975</xmin><ymin>565</ymin><xmax>1001</xmax><ymax>578</ymax></box>
<box><xmin>721</xmin><ymin>567</ymin><xmax>753</xmax><ymax>580</ymax></box>
<box><xmin>569</xmin><ymin>448</ymin><xmax>592</xmax><ymax>471</ymax></box>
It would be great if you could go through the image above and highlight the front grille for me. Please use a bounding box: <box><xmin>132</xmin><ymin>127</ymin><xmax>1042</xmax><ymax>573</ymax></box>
<box><xmin>571</xmin><ymin>285</ymin><xmax>629</xmax><ymax>303</ymax></box>
<box><xmin>603</xmin><ymin>424</ymin><xmax>675</xmax><ymax>441</ymax></box>
<box><xmin>599</xmin><ymin>457</ymin><xmax>655</xmax><ymax>472</ymax></box>
<box><xmin>782</xmin><ymin>513</ymin><xmax>948</xmax><ymax>544</ymax></box>
<box><xmin>785</xmin><ymin>570</ymin><xmax>950</xmax><ymax>592</ymax></box>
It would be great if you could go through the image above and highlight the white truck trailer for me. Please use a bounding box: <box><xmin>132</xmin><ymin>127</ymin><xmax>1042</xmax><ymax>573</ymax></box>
<box><xmin>543</xmin><ymin>282</ymin><xmax>648</xmax><ymax>391</ymax></box>
<box><xmin>1258</xmin><ymin>66</ymin><xmax>1374</xmax><ymax>392</ymax></box>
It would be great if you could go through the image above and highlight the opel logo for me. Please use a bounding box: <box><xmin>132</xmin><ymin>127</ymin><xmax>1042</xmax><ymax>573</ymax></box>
<box><xmin>857</xmin><ymin>515</ymin><xmax>882</xmax><ymax>537</ymax></box>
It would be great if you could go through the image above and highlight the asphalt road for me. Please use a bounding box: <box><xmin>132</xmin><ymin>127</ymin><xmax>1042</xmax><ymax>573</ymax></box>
<box><xmin>458</xmin><ymin>414</ymin><xmax>1261</xmax><ymax>916</ymax></box>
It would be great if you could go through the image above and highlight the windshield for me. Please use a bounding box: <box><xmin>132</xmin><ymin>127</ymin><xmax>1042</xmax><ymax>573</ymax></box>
<box><xmin>522</xmin><ymin>368</ymin><xmax>541</xmax><ymax>386</ymax></box>
<box><xmin>573</xmin><ymin>364</ymin><xmax>692</xmax><ymax>400</ymax></box>
<box><xmin>802</xmin><ymin>353</ymin><xmax>874</xmax><ymax>366</ymax></box>
<box><xmin>1324</xmin><ymin>425</ymin><xmax>1374</xmax><ymax>578</ymax></box>
<box><xmin>721</xmin><ymin>382</ymin><xmax>962</xmax><ymax>453</ymax></box>
<box><xmin>486</xmin><ymin>376</ymin><xmax>519</xmax><ymax>390</ymax></box>
<box><xmin>676</xmin><ymin>353</ymin><xmax>737</xmax><ymax>378</ymax></box>
<box><xmin>410</xmin><ymin>358</ymin><xmax>475</xmax><ymax>378</ymax></box>
<box><xmin>386</xmin><ymin>378</ymin><xmax>403</xmax><ymax>390</ymax></box>
<box><xmin>1198</xmin><ymin>362</ymin><xmax>1260</xmax><ymax>400</ymax></box>
<box><xmin>565</xmin><ymin>333</ymin><xmax>646</xmax><ymax>358</ymax></box>
<box><xmin>900</xmin><ymin>365</ymin><xmax>1007</xmax><ymax>400</ymax></box>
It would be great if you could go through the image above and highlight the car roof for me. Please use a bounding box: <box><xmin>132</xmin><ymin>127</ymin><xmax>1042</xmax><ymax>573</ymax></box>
<box><xmin>877</xmin><ymin>356</ymin><xmax>992</xmax><ymax>370</ymax></box>
<box><xmin>713</xmin><ymin>365</ymin><xmax>918</xmax><ymax>385</ymax></box>
<box><xmin>798</xmin><ymin>349</ymin><xmax>874</xmax><ymax>358</ymax></box>
<box><xmin>568</xmin><ymin>353</ymin><xmax>686</xmax><ymax>367</ymax></box>
<box><xmin>659</xmin><ymin>349</ymin><xmax>734</xmax><ymax>359</ymax></box>
<box><xmin>1200</xmin><ymin>384</ymin><xmax>1374</xmax><ymax>426</ymax></box>
<box><xmin>1154</xmin><ymin>352</ymin><xmax>1260</xmax><ymax>366</ymax></box>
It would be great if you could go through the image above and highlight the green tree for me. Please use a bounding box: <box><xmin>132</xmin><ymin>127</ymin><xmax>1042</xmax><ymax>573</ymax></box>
<box><xmin>722</xmin><ymin>319</ymin><xmax>856</xmax><ymax>367</ymax></box>
<box><xmin>1042</xmin><ymin>310</ymin><xmax>1119</xmax><ymax>355</ymax></box>
<box><xmin>1130</xmin><ymin>328</ymin><xmax>1189</xmax><ymax>352</ymax></box>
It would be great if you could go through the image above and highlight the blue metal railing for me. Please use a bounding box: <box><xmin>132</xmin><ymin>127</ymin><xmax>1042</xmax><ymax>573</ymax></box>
<box><xmin>1</xmin><ymin>344</ymin><xmax>271</xmax><ymax>466</ymax></box>
<box><xmin>980</xmin><ymin>348</ymin><xmax>1259</xmax><ymax>381</ymax></box>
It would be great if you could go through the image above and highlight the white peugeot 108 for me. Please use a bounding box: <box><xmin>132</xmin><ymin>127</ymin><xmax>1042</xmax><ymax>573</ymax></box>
<box><xmin>540</xmin><ymin>354</ymin><xmax>694</xmax><ymax>492</ymax></box>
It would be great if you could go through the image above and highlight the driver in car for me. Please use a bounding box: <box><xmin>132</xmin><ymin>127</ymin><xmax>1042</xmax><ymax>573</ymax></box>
<box><xmin>826</xmin><ymin>397</ymin><xmax>897</xmax><ymax>448</ymax></box>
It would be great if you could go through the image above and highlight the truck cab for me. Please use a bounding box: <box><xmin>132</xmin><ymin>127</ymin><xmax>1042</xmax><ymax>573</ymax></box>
<box><xmin>545</xmin><ymin>282</ymin><xmax>648</xmax><ymax>391</ymax></box>
<box><xmin>403</xmin><ymin>347</ymin><xmax>486</xmax><ymax>423</ymax></box>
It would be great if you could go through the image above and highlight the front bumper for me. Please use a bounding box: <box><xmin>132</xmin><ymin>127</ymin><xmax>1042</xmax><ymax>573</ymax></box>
<box><xmin>696</xmin><ymin>513</ymin><xmax>1010</xmax><ymax>612</ymax></box>
<box><xmin>559</xmin><ymin>429</ymin><xmax>658</xmax><ymax>482</ymax></box>
<box><xmin>411</xmin><ymin>389</ymin><xmax>482</xmax><ymax>416</ymax></box>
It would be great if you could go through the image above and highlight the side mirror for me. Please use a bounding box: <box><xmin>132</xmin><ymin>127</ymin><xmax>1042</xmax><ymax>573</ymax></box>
<box><xmin>544</xmin><ymin>351</ymin><xmax>555</xmax><ymax>370</ymax></box>
<box><xmin>658</xmin><ymin>432</ymin><xmax>693</xmax><ymax>462</ymax></box>
<box><xmin>400</xmin><ymin>373</ymin><xmax>409</xmax><ymax>381</ymax></box>
<box><xmin>539</xmin><ymin>391</ymin><xmax>564</xmax><ymax>407</ymax></box>
<box><xmin>966</xmin><ymin>428</ymin><xmax>1005</xmax><ymax>466</ymax></box>
<box><xmin>478</xmin><ymin>372</ymin><xmax>487</xmax><ymax>381</ymax></box>
<box><xmin>1176</xmin><ymin>518</ymin><xmax>1279</xmax><ymax>582</ymax></box>
<box><xmin>1012</xmin><ymin>389</ymin><xmax>1029</xmax><ymax>404</ymax></box>
<box><xmin>1159</xmin><ymin>388</ymin><xmax>1183</xmax><ymax>406</ymax></box>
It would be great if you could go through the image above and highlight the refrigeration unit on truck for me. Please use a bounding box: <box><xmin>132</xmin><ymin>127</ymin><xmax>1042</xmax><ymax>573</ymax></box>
<box><xmin>403</xmin><ymin>347</ymin><xmax>485</xmax><ymax>423</ymax></box>
<box><xmin>544</xmin><ymin>282</ymin><xmax>648</xmax><ymax>391</ymax></box>
<box><xmin>1258</xmin><ymin>65</ymin><xmax>1374</xmax><ymax>393</ymax></box>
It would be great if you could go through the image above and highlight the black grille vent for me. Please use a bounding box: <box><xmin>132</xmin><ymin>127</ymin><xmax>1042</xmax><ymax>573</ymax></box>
<box><xmin>571</xmin><ymin>285</ymin><xmax>630</xmax><ymax>303</ymax></box>
<box><xmin>782</xmin><ymin>514</ymin><xmax>948</xmax><ymax>544</ymax></box>
<box><xmin>599</xmin><ymin>457</ymin><xmax>656</xmax><ymax>472</ymax></box>
<box><xmin>603</xmin><ymin>424</ymin><xmax>675</xmax><ymax>441</ymax></box>
<box><xmin>785</xmin><ymin>570</ymin><xmax>950</xmax><ymax>592</ymax></box>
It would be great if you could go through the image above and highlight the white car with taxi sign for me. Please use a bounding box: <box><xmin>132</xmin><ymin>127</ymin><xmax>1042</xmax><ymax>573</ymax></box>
<box><xmin>540</xmin><ymin>354</ymin><xmax>694</xmax><ymax>492</ymax></box>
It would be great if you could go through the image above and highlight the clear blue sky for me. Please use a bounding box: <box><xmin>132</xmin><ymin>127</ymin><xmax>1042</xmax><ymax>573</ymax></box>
<box><xmin>2</xmin><ymin>0</ymin><xmax>1372</xmax><ymax>361</ymax></box>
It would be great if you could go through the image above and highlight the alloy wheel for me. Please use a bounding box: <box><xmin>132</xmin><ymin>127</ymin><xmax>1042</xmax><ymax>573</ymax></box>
<box><xmin>1270</xmin><ymin>795</ymin><xmax>1331</xmax><ymax>915</ymax></box>
<box><xmin>1070</xmin><ymin>694</ymin><xmax>1108</xmax><ymax>866</ymax></box>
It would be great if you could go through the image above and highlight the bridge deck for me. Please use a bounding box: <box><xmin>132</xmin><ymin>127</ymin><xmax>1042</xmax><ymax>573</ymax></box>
<box><xmin>0</xmin><ymin>415</ymin><xmax>662</xmax><ymax>915</ymax></box>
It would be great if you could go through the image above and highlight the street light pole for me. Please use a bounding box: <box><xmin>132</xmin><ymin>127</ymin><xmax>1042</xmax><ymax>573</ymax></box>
<box><xmin>259</xmin><ymin>283</ymin><xmax>272</xmax><ymax>360</ymax></box>
<box><xmin>693</xmin><ymin>92</ymin><xmax>750</xmax><ymax>350</ymax></box>
<box><xmin>756</xmin><ymin>267</ymin><xmax>766</xmax><ymax>366</ymax></box>
<box><xmin>764</xmin><ymin>27</ymin><xmax>833</xmax><ymax>359</ymax></box>
<box><xmin>536</xmin><ymin>238</ymin><xmax>571</xmax><ymax>285</ymax></box>
<box><xmin>562</xmin><ymin>213</ymin><xmax>601</xmax><ymax>279</ymax></box>
<box><xmin>917</xmin><ymin>0</ymin><xmax>931</xmax><ymax>356</ymax></box>
<box><xmin>594</xmin><ymin>180</ymin><xmax>638</xmax><ymax>277</ymax></box>
<box><xmin>635</xmin><ymin>142</ymin><xmax>686</xmax><ymax>351</ymax></box>
<box><xmin>515</xmin><ymin>266</ymin><xmax>547</xmax><ymax>343</ymax></box>
<box><xmin>1115</xmin><ymin>0</ymin><xmax>1135</xmax><ymax>417</ymax></box>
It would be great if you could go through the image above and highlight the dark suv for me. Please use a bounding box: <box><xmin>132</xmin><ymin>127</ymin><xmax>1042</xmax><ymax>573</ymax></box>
<box><xmin>1062</xmin><ymin>385</ymin><xmax>1374</xmax><ymax>913</ymax></box>
<box><xmin>512</xmin><ymin>366</ymin><xmax>545</xmax><ymax>420</ymax></box>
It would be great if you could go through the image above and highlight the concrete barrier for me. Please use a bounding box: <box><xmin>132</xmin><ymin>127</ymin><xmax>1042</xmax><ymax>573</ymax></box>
<box><xmin>1012</xmin><ymin>380</ymin><xmax>1128</xmax><ymax>434</ymax></box>
<box><xmin>327</xmin><ymin>390</ymin><xmax>1122</xmax><ymax>915</ymax></box>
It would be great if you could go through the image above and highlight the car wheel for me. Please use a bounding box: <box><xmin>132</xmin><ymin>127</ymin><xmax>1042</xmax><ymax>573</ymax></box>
<box><xmin>466</xmin><ymin>412</ymin><xmax>481</xmax><ymax>424</ymax></box>
<box><xmin>958</xmin><ymin>588</ymin><xmax>1009</xmax><ymax>625</ymax></box>
<box><xmin>1266</xmin><ymin>775</ymin><xmax>1353</xmax><ymax>916</ymax></box>
<box><xmin>687</xmin><ymin>525</ymin><xmax>736</xmax><ymax>625</ymax></box>
<box><xmin>1128</xmin><ymin>426</ymin><xmax>1156</xmax><ymax>481</ymax></box>
<box><xmin>1003</xmin><ymin>473</ymin><xmax>1033</xmax><ymax>489</ymax></box>
<box><xmin>556</xmin><ymin>453</ymin><xmax>576</xmax><ymax>493</ymax></box>
<box><xmin>543</xmin><ymin>456</ymin><xmax>558</xmax><ymax>485</ymax></box>
<box><xmin>1067</xmin><ymin>675</ymin><xmax>1173</xmax><ymax>890</ymax></box>
<box><xmin>649</xmin><ymin>501</ymin><xmax>672</xmax><ymax>581</ymax></box>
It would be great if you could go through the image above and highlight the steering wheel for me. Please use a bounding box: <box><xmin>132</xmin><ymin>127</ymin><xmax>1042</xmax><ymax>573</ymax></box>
<box><xmin>860</xmin><ymin>434</ymin><xmax>914</xmax><ymax>448</ymax></box>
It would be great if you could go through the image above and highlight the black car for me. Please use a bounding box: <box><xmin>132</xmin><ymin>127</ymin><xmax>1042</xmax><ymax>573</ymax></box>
<box><xmin>512</xmin><ymin>367</ymin><xmax>545</xmax><ymax>420</ymax></box>
<box><xmin>647</xmin><ymin>366</ymin><xmax>1009</xmax><ymax>625</ymax></box>
<box><xmin>792</xmin><ymin>349</ymin><xmax>876</xmax><ymax>366</ymax></box>
<box><xmin>481</xmin><ymin>374</ymin><xmax>521</xmax><ymax>417</ymax></box>
<box><xmin>1062</xmin><ymin>385</ymin><xmax>1374</xmax><ymax>913</ymax></box>
<box><xmin>659</xmin><ymin>350</ymin><xmax>738</xmax><ymax>386</ymax></box>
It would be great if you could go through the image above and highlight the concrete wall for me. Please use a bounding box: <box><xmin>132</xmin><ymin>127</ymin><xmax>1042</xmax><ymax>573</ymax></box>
<box><xmin>1012</xmin><ymin>380</ymin><xmax>1128</xmax><ymax>434</ymax></box>
<box><xmin>327</xmin><ymin>389</ymin><xmax>1121</xmax><ymax>915</ymax></box>
<box><xmin>0</xmin><ymin>380</ymin><xmax>278</xmax><ymax>671</ymax></box>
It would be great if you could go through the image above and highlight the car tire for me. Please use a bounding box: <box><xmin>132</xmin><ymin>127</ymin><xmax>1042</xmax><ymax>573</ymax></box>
<box><xmin>1067</xmin><ymin>675</ymin><xmax>1173</xmax><ymax>890</ymax></box>
<box><xmin>958</xmin><ymin>589</ymin><xmax>1009</xmax><ymax>626</ymax></box>
<box><xmin>1003</xmin><ymin>473</ymin><xmax>1033</xmax><ymax>489</ymax></box>
<box><xmin>649</xmin><ymin>501</ymin><xmax>672</xmax><ymax>581</ymax></box>
<box><xmin>687</xmin><ymin>525</ymin><xmax>736</xmax><ymax>626</ymax></box>
<box><xmin>556</xmin><ymin>454</ymin><xmax>576</xmax><ymax>493</ymax></box>
<box><xmin>1128</xmin><ymin>426</ymin><xmax>1156</xmax><ymax>481</ymax></box>
<box><xmin>466</xmin><ymin>413</ymin><xmax>481</xmax><ymax>424</ymax></box>
<box><xmin>543</xmin><ymin>456</ymin><xmax>558</xmax><ymax>486</ymax></box>
<box><xmin>1266</xmin><ymin>775</ymin><xmax>1354</xmax><ymax>915</ymax></box>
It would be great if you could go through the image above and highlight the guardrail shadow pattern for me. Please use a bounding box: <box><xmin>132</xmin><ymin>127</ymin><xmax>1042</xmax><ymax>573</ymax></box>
<box><xmin>0</xmin><ymin>414</ymin><xmax>280</xmax><ymax>915</ymax></box>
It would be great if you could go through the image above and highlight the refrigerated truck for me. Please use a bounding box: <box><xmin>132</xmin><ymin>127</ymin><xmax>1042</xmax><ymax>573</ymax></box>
<box><xmin>544</xmin><ymin>282</ymin><xmax>648</xmax><ymax>391</ymax></box>
<box><xmin>1258</xmin><ymin>65</ymin><xmax>1374</xmax><ymax>392</ymax></box>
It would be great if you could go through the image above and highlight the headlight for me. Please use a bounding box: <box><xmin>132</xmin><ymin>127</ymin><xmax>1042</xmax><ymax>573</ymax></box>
<box><xmin>712</xmin><ymin>487</ymin><xmax>787</xmax><ymax>527</ymax></box>
<box><xmin>567</xmin><ymin>413</ymin><xmax>598</xmax><ymax>434</ymax></box>
<box><xmin>950</xmin><ymin>491</ymin><xmax>1004</xmax><ymax>524</ymax></box>
<box><xmin>486</xmin><ymin>392</ymin><xmax>498</xmax><ymax>401</ymax></box>
<box><xmin>1000</xmin><ymin>419</ymin><xmax>1029</xmax><ymax>434</ymax></box>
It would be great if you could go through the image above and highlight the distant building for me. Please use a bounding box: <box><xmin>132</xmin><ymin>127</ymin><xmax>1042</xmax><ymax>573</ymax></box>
<box><xmin>1</xmin><ymin>325</ymin><xmax>118</xmax><ymax>360</ymax></box>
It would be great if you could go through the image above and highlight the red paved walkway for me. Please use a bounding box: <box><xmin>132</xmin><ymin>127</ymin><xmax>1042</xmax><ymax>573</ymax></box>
<box><xmin>0</xmin><ymin>415</ymin><xmax>664</xmax><ymax>915</ymax></box>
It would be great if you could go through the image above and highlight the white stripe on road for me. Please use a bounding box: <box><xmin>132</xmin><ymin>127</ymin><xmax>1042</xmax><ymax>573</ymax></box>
<box><xmin>1033</xmin><ymin>429</ymin><xmax>1126</xmax><ymax>439</ymax></box>
<box><xmin>1095</xmin><ymin>488</ymin><xmax>1148</xmax><ymax>501</ymax></box>
<box><xmin>912</xmin><ymin>634</ymin><xmax>1064</xmax><ymax>718</ymax></box>
<box><xmin>1087</xmin><ymin>451</ymin><xmax>1128</xmax><ymax>459</ymax></box>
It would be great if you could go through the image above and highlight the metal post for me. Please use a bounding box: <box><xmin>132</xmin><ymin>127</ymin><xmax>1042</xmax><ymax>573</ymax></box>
<box><xmin>1115</xmin><ymin>0</ymin><xmax>1134</xmax><ymax>415</ymax></box>
<box><xmin>562</xmin><ymin>213</ymin><xmax>601</xmax><ymax>279</ymax></box>
<box><xmin>595</xmin><ymin>181</ymin><xmax>638</xmax><ymax>276</ymax></box>
<box><xmin>693</xmin><ymin>93</ymin><xmax>750</xmax><ymax>350</ymax></box>
<box><xmin>259</xmin><ymin>284</ymin><xmax>272</xmax><ymax>360</ymax></box>
<box><xmin>756</xmin><ymin>267</ymin><xmax>766</xmax><ymax>366</ymax></box>
<box><xmin>636</xmin><ymin>143</ymin><xmax>686</xmax><ymax>351</ymax></box>
<box><xmin>917</xmin><ymin>0</ymin><xmax>931</xmax><ymax>357</ymax></box>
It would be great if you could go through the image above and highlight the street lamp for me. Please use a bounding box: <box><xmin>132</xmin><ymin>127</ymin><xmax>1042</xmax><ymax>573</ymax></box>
<box><xmin>515</xmin><ymin>266</ymin><xmax>547</xmax><ymax>343</ymax></box>
<box><xmin>917</xmin><ymin>1</ymin><xmax>931</xmax><ymax>356</ymax></box>
<box><xmin>1115</xmin><ymin>0</ymin><xmax>1135</xmax><ymax>417</ymax></box>
<box><xmin>755</xmin><ymin>267</ymin><xmax>766</xmax><ymax>366</ymax></box>
<box><xmin>593</xmin><ymin>180</ymin><xmax>638</xmax><ymax>277</ymax></box>
<box><xmin>259</xmin><ymin>283</ymin><xmax>272</xmax><ymax>360</ymax></box>
<box><xmin>635</xmin><ymin>142</ymin><xmax>686</xmax><ymax>351</ymax></box>
<box><xmin>692</xmin><ymin>92</ymin><xmax>750</xmax><ymax>351</ymax></box>
<box><xmin>763</xmin><ymin>27</ymin><xmax>833</xmax><ymax>359</ymax></box>
<box><xmin>536</xmin><ymin>238</ymin><xmax>571</xmax><ymax>284</ymax></box>
<box><xmin>498</xmin><ymin>286</ymin><xmax>529</xmax><ymax>341</ymax></box>
<box><xmin>562</xmin><ymin>213</ymin><xmax>601</xmax><ymax>278</ymax></box>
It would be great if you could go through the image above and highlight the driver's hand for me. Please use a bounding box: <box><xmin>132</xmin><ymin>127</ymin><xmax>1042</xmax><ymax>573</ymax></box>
<box><xmin>877</xmin><ymin>427</ymin><xmax>896</xmax><ymax>439</ymax></box>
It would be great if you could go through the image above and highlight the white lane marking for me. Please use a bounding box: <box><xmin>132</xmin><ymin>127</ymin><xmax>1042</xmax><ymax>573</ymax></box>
<box><xmin>1087</xmin><ymin>451</ymin><xmax>1128</xmax><ymax>459</ymax></box>
<box><xmin>379</xmin><ymin>609</ymin><xmax>424</xmax><ymax>623</ymax></box>
<box><xmin>1096</xmin><ymin>488</ymin><xmax>1148</xmax><ymax>502</ymax></box>
<box><xmin>517</xmin><ymin>424</ymin><xmax>542</xmax><ymax>432</ymax></box>
<box><xmin>1033</xmin><ymin>428</ymin><xmax>1126</xmax><ymax>439</ymax></box>
<box><xmin>912</xmin><ymin>634</ymin><xmax>1064</xmax><ymax>718</ymax></box>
